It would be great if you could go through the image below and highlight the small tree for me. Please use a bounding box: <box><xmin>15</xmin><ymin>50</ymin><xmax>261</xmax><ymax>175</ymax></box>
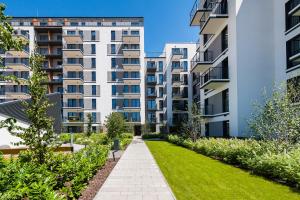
<box><xmin>181</xmin><ymin>103</ymin><xmax>204</xmax><ymax>142</ymax></box>
<box><xmin>86</xmin><ymin>113</ymin><xmax>93</xmax><ymax>137</ymax></box>
<box><xmin>105</xmin><ymin>112</ymin><xmax>125</xmax><ymax>140</ymax></box>
<box><xmin>1</xmin><ymin>52</ymin><xmax>57</xmax><ymax>164</ymax></box>
<box><xmin>248</xmin><ymin>83</ymin><xmax>300</xmax><ymax>151</ymax></box>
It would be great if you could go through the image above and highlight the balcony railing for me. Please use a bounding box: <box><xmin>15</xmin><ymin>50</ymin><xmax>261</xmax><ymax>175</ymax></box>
<box><xmin>190</xmin><ymin>0</ymin><xmax>216</xmax><ymax>25</ymax></box>
<box><xmin>200</xmin><ymin>66</ymin><xmax>229</xmax><ymax>87</ymax></box>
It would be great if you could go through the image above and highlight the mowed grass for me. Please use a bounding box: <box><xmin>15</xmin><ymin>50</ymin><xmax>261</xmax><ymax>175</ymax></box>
<box><xmin>146</xmin><ymin>141</ymin><xmax>300</xmax><ymax>200</ymax></box>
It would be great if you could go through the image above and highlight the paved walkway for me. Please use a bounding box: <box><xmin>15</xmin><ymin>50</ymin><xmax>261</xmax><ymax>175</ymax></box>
<box><xmin>94</xmin><ymin>137</ymin><xmax>176</xmax><ymax>200</ymax></box>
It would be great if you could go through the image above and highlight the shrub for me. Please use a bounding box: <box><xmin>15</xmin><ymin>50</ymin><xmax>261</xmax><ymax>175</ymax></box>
<box><xmin>167</xmin><ymin>135</ymin><xmax>300</xmax><ymax>188</ymax></box>
<box><xmin>105</xmin><ymin>112</ymin><xmax>126</xmax><ymax>139</ymax></box>
<box><xmin>142</xmin><ymin>133</ymin><xmax>165</xmax><ymax>140</ymax></box>
<box><xmin>0</xmin><ymin>144</ymin><xmax>109</xmax><ymax>199</ymax></box>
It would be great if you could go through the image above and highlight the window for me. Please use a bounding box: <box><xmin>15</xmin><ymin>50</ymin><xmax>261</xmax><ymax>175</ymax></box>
<box><xmin>131</xmin><ymin>112</ymin><xmax>141</xmax><ymax>122</ymax></box>
<box><xmin>92</xmin><ymin>71</ymin><xmax>96</xmax><ymax>81</ymax></box>
<box><xmin>92</xmin><ymin>85</ymin><xmax>97</xmax><ymax>95</ymax></box>
<box><xmin>131</xmin><ymin>99</ymin><xmax>140</xmax><ymax>107</ymax></box>
<box><xmin>131</xmin><ymin>30</ymin><xmax>139</xmax><ymax>35</ymax></box>
<box><xmin>147</xmin><ymin>87</ymin><xmax>156</xmax><ymax>96</ymax></box>
<box><xmin>158</xmin><ymin>61</ymin><xmax>163</xmax><ymax>72</ymax></box>
<box><xmin>172</xmin><ymin>61</ymin><xmax>180</xmax><ymax>69</ymax></box>
<box><xmin>91</xmin><ymin>58</ymin><xmax>96</xmax><ymax>68</ymax></box>
<box><xmin>68</xmin><ymin>99</ymin><xmax>77</xmax><ymax>107</ymax></box>
<box><xmin>147</xmin><ymin>74</ymin><xmax>156</xmax><ymax>83</ymax></box>
<box><xmin>147</xmin><ymin>100</ymin><xmax>156</xmax><ymax>109</ymax></box>
<box><xmin>131</xmin><ymin>72</ymin><xmax>140</xmax><ymax>78</ymax></box>
<box><xmin>67</xmin><ymin>71</ymin><xmax>77</xmax><ymax>78</ymax></box>
<box><xmin>67</xmin><ymin>30</ymin><xmax>76</xmax><ymax>35</ymax></box>
<box><xmin>123</xmin><ymin>99</ymin><xmax>129</xmax><ymax>107</ymax></box>
<box><xmin>111</xmin><ymin>58</ymin><xmax>116</xmax><ymax>68</ymax></box>
<box><xmin>183</xmin><ymin>48</ymin><xmax>188</xmax><ymax>59</ymax></box>
<box><xmin>132</xmin><ymin>85</ymin><xmax>140</xmax><ymax>93</ymax></box>
<box><xmin>79</xmin><ymin>85</ymin><xmax>83</xmax><ymax>94</ymax></box>
<box><xmin>92</xmin><ymin>99</ymin><xmax>96</xmax><ymax>109</ymax></box>
<box><xmin>92</xmin><ymin>112</ymin><xmax>97</xmax><ymax>122</ymax></box>
<box><xmin>123</xmin><ymin>85</ymin><xmax>129</xmax><ymax>93</ymax></box>
<box><xmin>70</xmin><ymin>22</ymin><xmax>78</xmax><ymax>26</ymax></box>
<box><xmin>112</xmin><ymin>99</ymin><xmax>117</xmax><ymax>109</ymax></box>
<box><xmin>91</xmin><ymin>31</ymin><xmax>96</xmax><ymax>40</ymax></box>
<box><xmin>112</xmin><ymin>85</ymin><xmax>116</xmax><ymax>95</ymax></box>
<box><xmin>67</xmin><ymin>85</ymin><xmax>76</xmax><ymax>93</ymax></box>
<box><xmin>183</xmin><ymin>61</ymin><xmax>188</xmax><ymax>72</ymax></box>
<box><xmin>158</xmin><ymin>74</ymin><xmax>163</xmax><ymax>85</ymax></box>
<box><xmin>111</xmin><ymin>31</ymin><xmax>115</xmax><ymax>41</ymax></box>
<box><xmin>111</xmin><ymin>44</ymin><xmax>116</xmax><ymax>54</ymax></box>
<box><xmin>111</xmin><ymin>72</ymin><xmax>116</xmax><ymax>81</ymax></box>
<box><xmin>123</xmin><ymin>72</ymin><xmax>129</xmax><ymax>78</ymax></box>
<box><xmin>91</xmin><ymin>44</ymin><xmax>96</xmax><ymax>54</ymax></box>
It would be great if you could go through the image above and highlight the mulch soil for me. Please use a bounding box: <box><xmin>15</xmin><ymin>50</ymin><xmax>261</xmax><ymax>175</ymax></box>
<box><xmin>78</xmin><ymin>158</ymin><xmax>119</xmax><ymax>200</ymax></box>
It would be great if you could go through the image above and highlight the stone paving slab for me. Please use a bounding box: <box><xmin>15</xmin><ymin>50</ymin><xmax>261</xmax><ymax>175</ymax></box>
<box><xmin>94</xmin><ymin>137</ymin><xmax>176</xmax><ymax>200</ymax></box>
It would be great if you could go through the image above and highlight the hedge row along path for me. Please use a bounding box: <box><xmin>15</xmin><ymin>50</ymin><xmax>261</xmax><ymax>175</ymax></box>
<box><xmin>94</xmin><ymin>137</ymin><xmax>175</xmax><ymax>200</ymax></box>
<box><xmin>146</xmin><ymin>141</ymin><xmax>300</xmax><ymax>200</ymax></box>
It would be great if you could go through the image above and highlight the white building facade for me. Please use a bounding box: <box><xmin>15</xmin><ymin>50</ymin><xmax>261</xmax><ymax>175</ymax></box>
<box><xmin>3</xmin><ymin>17</ymin><xmax>145</xmax><ymax>133</ymax></box>
<box><xmin>145</xmin><ymin>43</ymin><xmax>197</xmax><ymax>133</ymax></box>
<box><xmin>190</xmin><ymin>0</ymin><xmax>300</xmax><ymax>137</ymax></box>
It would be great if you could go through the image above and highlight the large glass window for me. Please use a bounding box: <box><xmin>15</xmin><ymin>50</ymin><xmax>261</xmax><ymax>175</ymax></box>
<box><xmin>91</xmin><ymin>58</ymin><xmax>96</xmax><ymax>68</ymax></box>
<box><xmin>131</xmin><ymin>112</ymin><xmax>141</xmax><ymax>122</ymax></box>
<box><xmin>158</xmin><ymin>74</ymin><xmax>163</xmax><ymax>85</ymax></box>
<box><xmin>111</xmin><ymin>72</ymin><xmax>116</xmax><ymax>81</ymax></box>
<box><xmin>123</xmin><ymin>99</ymin><xmax>129</xmax><ymax>107</ymax></box>
<box><xmin>131</xmin><ymin>71</ymin><xmax>140</xmax><ymax>78</ymax></box>
<box><xmin>111</xmin><ymin>58</ymin><xmax>116</xmax><ymax>68</ymax></box>
<box><xmin>111</xmin><ymin>31</ymin><xmax>115</xmax><ymax>41</ymax></box>
<box><xmin>123</xmin><ymin>85</ymin><xmax>129</xmax><ymax>93</ymax></box>
<box><xmin>111</xmin><ymin>44</ymin><xmax>116</xmax><ymax>54</ymax></box>
<box><xmin>92</xmin><ymin>71</ymin><xmax>96</xmax><ymax>81</ymax></box>
<box><xmin>92</xmin><ymin>85</ymin><xmax>96</xmax><ymax>95</ymax></box>
<box><xmin>131</xmin><ymin>99</ymin><xmax>140</xmax><ymax>107</ymax></box>
<box><xmin>112</xmin><ymin>85</ymin><xmax>116</xmax><ymax>95</ymax></box>
<box><xmin>91</xmin><ymin>31</ymin><xmax>96</xmax><ymax>41</ymax></box>
<box><xmin>147</xmin><ymin>100</ymin><xmax>156</xmax><ymax>109</ymax></box>
<box><xmin>67</xmin><ymin>85</ymin><xmax>76</xmax><ymax>93</ymax></box>
<box><xmin>91</xmin><ymin>44</ymin><xmax>96</xmax><ymax>54</ymax></box>
<box><xmin>158</xmin><ymin>61</ymin><xmax>163</xmax><ymax>72</ymax></box>
<box><xmin>132</xmin><ymin>85</ymin><xmax>140</xmax><ymax>93</ymax></box>
<box><xmin>92</xmin><ymin>99</ymin><xmax>96</xmax><ymax>109</ymax></box>
<box><xmin>112</xmin><ymin>99</ymin><xmax>116</xmax><ymax>109</ymax></box>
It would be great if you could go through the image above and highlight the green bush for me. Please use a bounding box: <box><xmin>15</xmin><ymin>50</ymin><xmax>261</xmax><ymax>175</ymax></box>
<box><xmin>142</xmin><ymin>133</ymin><xmax>165</xmax><ymax>140</ymax></box>
<box><xmin>0</xmin><ymin>144</ymin><xmax>109</xmax><ymax>199</ymax></box>
<box><xmin>167</xmin><ymin>135</ymin><xmax>300</xmax><ymax>188</ymax></box>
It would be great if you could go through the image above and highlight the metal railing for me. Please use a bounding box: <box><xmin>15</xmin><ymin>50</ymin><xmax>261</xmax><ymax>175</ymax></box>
<box><xmin>191</xmin><ymin>51</ymin><xmax>214</xmax><ymax>67</ymax></box>
<box><xmin>190</xmin><ymin>0</ymin><xmax>217</xmax><ymax>23</ymax></box>
<box><xmin>200</xmin><ymin>66</ymin><xmax>228</xmax><ymax>86</ymax></box>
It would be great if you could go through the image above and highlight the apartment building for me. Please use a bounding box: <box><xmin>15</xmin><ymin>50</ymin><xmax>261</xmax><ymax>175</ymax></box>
<box><xmin>2</xmin><ymin>17</ymin><xmax>145</xmax><ymax>133</ymax></box>
<box><xmin>145</xmin><ymin>43</ymin><xmax>196</xmax><ymax>132</ymax></box>
<box><xmin>189</xmin><ymin>0</ymin><xmax>300</xmax><ymax>137</ymax></box>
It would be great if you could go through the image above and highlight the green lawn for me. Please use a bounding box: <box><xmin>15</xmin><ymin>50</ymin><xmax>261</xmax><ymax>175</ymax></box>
<box><xmin>146</xmin><ymin>141</ymin><xmax>300</xmax><ymax>200</ymax></box>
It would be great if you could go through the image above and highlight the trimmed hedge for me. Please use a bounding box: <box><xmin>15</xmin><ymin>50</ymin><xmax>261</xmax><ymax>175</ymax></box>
<box><xmin>142</xmin><ymin>133</ymin><xmax>165</xmax><ymax>140</ymax></box>
<box><xmin>167</xmin><ymin>135</ymin><xmax>300</xmax><ymax>188</ymax></box>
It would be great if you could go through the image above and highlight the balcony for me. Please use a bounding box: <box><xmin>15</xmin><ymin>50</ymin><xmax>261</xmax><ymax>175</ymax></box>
<box><xmin>122</xmin><ymin>31</ymin><xmax>140</xmax><ymax>43</ymax></box>
<box><xmin>63</xmin><ymin>45</ymin><xmax>83</xmax><ymax>58</ymax></box>
<box><xmin>39</xmin><ymin>50</ymin><xmax>62</xmax><ymax>59</ymax></box>
<box><xmin>146</xmin><ymin>62</ymin><xmax>157</xmax><ymax>72</ymax></box>
<box><xmin>14</xmin><ymin>31</ymin><xmax>30</xmax><ymax>42</ymax></box>
<box><xmin>286</xmin><ymin>0</ymin><xmax>300</xmax><ymax>31</ymax></box>
<box><xmin>123</xmin><ymin>106</ymin><xmax>141</xmax><ymax>112</ymax></box>
<box><xmin>42</xmin><ymin>65</ymin><xmax>63</xmax><ymax>72</ymax></box>
<box><xmin>5</xmin><ymin>92</ymin><xmax>30</xmax><ymax>99</ymax></box>
<box><xmin>62</xmin><ymin>102</ymin><xmax>84</xmax><ymax>111</ymax></box>
<box><xmin>171</xmin><ymin>66</ymin><xmax>183</xmax><ymax>73</ymax></box>
<box><xmin>63</xmin><ymin>116</ymin><xmax>84</xmax><ymax>125</ymax></box>
<box><xmin>63</xmin><ymin>90</ymin><xmax>83</xmax><ymax>99</ymax></box>
<box><xmin>46</xmin><ymin>76</ymin><xmax>63</xmax><ymax>85</ymax></box>
<box><xmin>122</xmin><ymin>47</ymin><xmax>140</xmax><ymax>58</ymax></box>
<box><xmin>123</xmin><ymin>92</ymin><xmax>141</xmax><ymax>98</ymax></box>
<box><xmin>172</xmin><ymin>79</ymin><xmax>184</xmax><ymax>87</ymax></box>
<box><xmin>200</xmin><ymin>0</ymin><xmax>228</xmax><ymax>34</ymax></box>
<box><xmin>36</xmin><ymin>37</ymin><xmax>62</xmax><ymax>46</ymax></box>
<box><xmin>63</xmin><ymin>31</ymin><xmax>83</xmax><ymax>44</ymax></box>
<box><xmin>146</xmin><ymin>78</ymin><xmax>157</xmax><ymax>85</ymax></box>
<box><xmin>147</xmin><ymin>92</ymin><xmax>157</xmax><ymax>98</ymax></box>
<box><xmin>63</xmin><ymin>76</ymin><xmax>84</xmax><ymax>85</ymax></box>
<box><xmin>190</xmin><ymin>0</ymin><xmax>216</xmax><ymax>26</ymax></box>
<box><xmin>6</xmin><ymin>47</ymin><xmax>30</xmax><ymax>58</ymax></box>
<box><xmin>123</xmin><ymin>77</ymin><xmax>141</xmax><ymax>84</ymax></box>
<box><xmin>200</xmin><ymin>66</ymin><xmax>229</xmax><ymax>89</ymax></box>
<box><xmin>191</xmin><ymin>51</ymin><xmax>214</xmax><ymax>72</ymax></box>
<box><xmin>171</xmin><ymin>49</ymin><xmax>184</xmax><ymax>60</ymax></box>
<box><xmin>6</xmin><ymin>62</ymin><xmax>30</xmax><ymax>71</ymax></box>
<box><xmin>63</xmin><ymin>59</ymin><xmax>83</xmax><ymax>71</ymax></box>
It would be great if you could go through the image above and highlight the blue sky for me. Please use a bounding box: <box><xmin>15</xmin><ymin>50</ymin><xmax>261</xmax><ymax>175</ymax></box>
<box><xmin>2</xmin><ymin>0</ymin><xmax>198</xmax><ymax>53</ymax></box>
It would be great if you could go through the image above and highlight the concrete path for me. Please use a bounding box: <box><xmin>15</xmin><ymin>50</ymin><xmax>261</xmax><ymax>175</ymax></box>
<box><xmin>94</xmin><ymin>137</ymin><xmax>176</xmax><ymax>200</ymax></box>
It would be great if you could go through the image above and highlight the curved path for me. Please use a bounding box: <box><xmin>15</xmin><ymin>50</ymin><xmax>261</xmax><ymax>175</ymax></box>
<box><xmin>94</xmin><ymin>137</ymin><xmax>176</xmax><ymax>200</ymax></box>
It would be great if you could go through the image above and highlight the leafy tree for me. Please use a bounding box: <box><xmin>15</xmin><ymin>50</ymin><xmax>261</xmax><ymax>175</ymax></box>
<box><xmin>0</xmin><ymin>4</ymin><xmax>26</xmax><ymax>82</ymax></box>
<box><xmin>248</xmin><ymin>83</ymin><xmax>300</xmax><ymax>151</ymax></box>
<box><xmin>181</xmin><ymin>103</ymin><xmax>204</xmax><ymax>142</ymax></box>
<box><xmin>1</xmin><ymin>51</ymin><xmax>57</xmax><ymax>164</ymax></box>
<box><xmin>105</xmin><ymin>112</ymin><xmax>125</xmax><ymax>139</ymax></box>
<box><xmin>86</xmin><ymin>113</ymin><xmax>93</xmax><ymax>137</ymax></box>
